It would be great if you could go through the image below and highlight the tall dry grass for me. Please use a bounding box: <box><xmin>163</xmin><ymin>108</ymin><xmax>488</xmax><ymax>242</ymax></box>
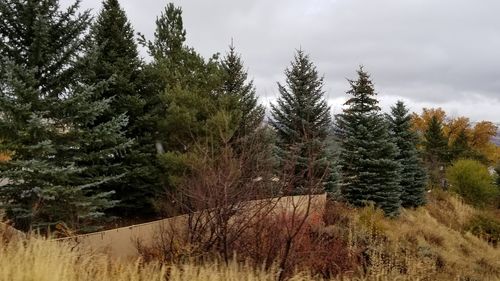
<box><xmin>0</xmin><ymin>236</ymin><xmax>458</xmax><ymax>281</ymax></box>
<box><xmin>0</xmin><ymin>232</ymin><xmax>450</xmax><ymax>281</ymax></box>
<box><xmin>2</xmin><ymin>190</ymin><xmax>500</xmax><ymax>281</ymax></box>
<box><xmin>0</xmin><ymin>235</ymin><xmax>322</xmax><ymax>281</ymax></box>
<box><xmin>348</xmin><ymin>190</ymin><xmax>500</xmax><ymax>280</ymax></box>
<box><xmin>0</xmin><ymin>237</ymin><xmax>166</xmax><ymax>281</ymax></box>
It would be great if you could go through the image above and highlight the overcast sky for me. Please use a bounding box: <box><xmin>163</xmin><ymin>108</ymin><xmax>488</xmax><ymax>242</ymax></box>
<box><xmin>63</xmin><ymin>0</ymin><xmax>500</xmax><ymax>122</ymax></box>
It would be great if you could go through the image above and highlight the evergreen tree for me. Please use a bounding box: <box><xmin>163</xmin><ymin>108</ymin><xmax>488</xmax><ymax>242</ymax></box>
<box><xmin>387</xmin><ymin>101</ymin><xmax>427</xmax><ymax>208</ymax></box>
<box><xmin>140</xmin><ymin>3</ymin><xmax>223</xmax><ymax>198</ymax></box>
<box><xmin>86</xmin><ymin>0</ymin><xmax>161</xmax><ymax>216</ymax></box>
<box><xmin>0</xmin><ymin>0</ymin><xmax>130</xmax><ymax>231</ymax></box>
<box><xmin>423</xmin><ymin>115</ymin><xmax>449</xmax><ymax>186</ymax></box>
<box><xmin>336</xmin><ymin>67</ymin><xmax>401</xmax><ymax>216</ymax></box>
<box><xmin>451</xmin><ymin>129</ymin><xmax>471</xmax><ymax>160</ymax></box>
<box><xmin>270</xmin><ymin>50</ymin><xmax>334</xmax><ymax>194</ymax></box>
<box><xmin>423</xmin><ymin>115</ymin><xmax>449</xmax><ymax>161</ymax></box>
<box><xmin>219</xmin><ymin>43</ymin><xmax>265</xmax><ymax>143</ymax></box>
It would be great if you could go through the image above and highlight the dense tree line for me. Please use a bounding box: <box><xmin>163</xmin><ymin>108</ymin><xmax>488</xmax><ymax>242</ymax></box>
<box><xmin>1</xmin><ymin>0</ymin><xmax>496</xmax><ymax>232</ymax></box>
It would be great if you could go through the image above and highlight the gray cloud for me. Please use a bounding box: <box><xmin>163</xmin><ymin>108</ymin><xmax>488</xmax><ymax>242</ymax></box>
<box><xmin>63</xmin><ymin>0</ymin><xmax>500</xmax><ymax>121</ymax></box>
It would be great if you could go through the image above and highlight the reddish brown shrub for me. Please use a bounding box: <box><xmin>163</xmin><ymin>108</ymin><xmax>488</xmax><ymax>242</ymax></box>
<box><xmin>230</xmin><ymin>210</ymin><xmax>362</xmax><ymax>279</ymax></box>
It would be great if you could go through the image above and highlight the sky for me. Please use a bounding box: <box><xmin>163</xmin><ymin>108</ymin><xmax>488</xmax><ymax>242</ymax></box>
<box><xmin>63</xmin><ymin>0</ymin><xmax>500</xmax><ymax>122</ymax></box>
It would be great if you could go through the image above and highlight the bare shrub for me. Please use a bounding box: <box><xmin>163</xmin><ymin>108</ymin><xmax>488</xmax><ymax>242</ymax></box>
<box><xmin>231</xmin><ymin>209</ymin><xmax>362</xmax><ymax>279</ymax></box>
<box><xmin>138</xmin><ymin>124</ymin><xmax>335</xmax><ymax>280</ymax></box>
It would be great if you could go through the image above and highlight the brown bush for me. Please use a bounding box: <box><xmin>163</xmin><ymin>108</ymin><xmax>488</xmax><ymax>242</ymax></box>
<box><xmin>212</xmin><ymin>209</ymin><xmax>359</xmax><ymax>277</ymax></box>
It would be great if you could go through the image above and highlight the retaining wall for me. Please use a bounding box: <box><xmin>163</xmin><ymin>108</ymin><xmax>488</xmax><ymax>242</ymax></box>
<box><xmin>62</xmin><ymin>194</ymin><xmax>327</xmax><ymax>259</ymax></box>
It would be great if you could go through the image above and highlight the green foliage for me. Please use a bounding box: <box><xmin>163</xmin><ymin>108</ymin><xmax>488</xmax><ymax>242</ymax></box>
<box><xmin>451</xmin><ymin>129</ymin><xmax>470</xmax><ymax>159</ymax></box>
<box><xmin>86</xmin><ymin>0</ymin><xmax>161</xmax><ymax>216</ymax></box>
<box><xmin>466</xmin><ymin>212</ymin><xmax>500</xmax><ymax>246</ymax></box>
<box><xmin>0</xmin><ymin>0</ymin><xmax>128</xmax><ymax>231</ymax></box>
<box><xmin>336</xmin><ymin>67</ymin><xmax>401</xmax><ymax>216</ymax></box>
<box><xmin>140</xmin><ymin>3</ymin><xmax>230</xmax><ymax>203</ymax></box>
<box><xmin>387</xmin><ymin>101</ymin><xmax>427</xmax><ymax>208</ymax></box>
<box><xmin>140</xmin><ymin>3</ymin><xmax>186</xmax><ymax>62</ymax></box>
<box><xmin>423</xmin><ymin>115</ymin><xmax>449</xmax><ymax>186</ymax></box>
<box><xmin>423</xmin><ymin>116</ymin><xmax>449</xmax><ymax>160</ymax></box>
<box><xmin>270</xmin><ymin>50</ymin><xmax>334</xmax><ymax>194</ymax></box>
<box><xmin>219</xmin><ymin>43</ymin><xmax>265</xmax><ymax>143</ymax></box>
<box><xmin>446</xmin><ymin>159</ymin><xmax>497</xmax><ymax>207</ymax></box>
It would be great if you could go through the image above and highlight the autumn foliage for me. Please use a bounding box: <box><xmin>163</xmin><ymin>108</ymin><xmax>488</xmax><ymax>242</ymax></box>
<box><xmin>412</xmin><ymin>107</ymin><xmax>499</xmax><ymax>163</ymax></box>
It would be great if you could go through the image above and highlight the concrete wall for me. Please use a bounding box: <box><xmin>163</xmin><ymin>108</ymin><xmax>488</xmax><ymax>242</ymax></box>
<box><xmin>62</xmin><ymin>194</ymin><xmax>327</xmax><ymax>259</ymax></box>
<box><xmin>1</xmin><ymin>222</ymin><xmax>25</xmax><ymax>240</ymax></box>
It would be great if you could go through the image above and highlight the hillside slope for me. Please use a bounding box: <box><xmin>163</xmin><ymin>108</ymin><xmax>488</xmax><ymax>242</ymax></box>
<box><xmin>1</xmin><ymin>191</ymin><xmax>499</xmax><ymax>281</ymax></box>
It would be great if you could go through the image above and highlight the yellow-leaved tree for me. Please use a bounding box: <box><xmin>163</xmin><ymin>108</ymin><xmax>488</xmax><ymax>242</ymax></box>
<box><xmin>411</xmin><ymin>108</ymin><xmax>499</xmax><ymax>163</ymax></box>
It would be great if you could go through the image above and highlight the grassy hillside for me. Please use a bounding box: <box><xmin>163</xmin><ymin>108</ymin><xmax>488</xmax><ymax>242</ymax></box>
<box><xmin>1</xmin><ymin>191</ymin><xmax>499</xmax><ymax>281</ymax></box>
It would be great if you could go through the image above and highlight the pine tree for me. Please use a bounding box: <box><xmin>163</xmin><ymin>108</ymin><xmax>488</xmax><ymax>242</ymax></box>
<box><xmin>423</xmin><ymin>115</ymin><xmax>449</xmax><ymax>186</ymax></box>
<box><xmin>423</xmin><ymin>116</ymin><xmax>449</xmax><ymax>160</ymax></box>
<box><xmin>0</xmin><ymin>0</ymin><xmax>129</xmax><ymax>231</ymax></box>
<box><xmin>387</xmin><ymin>101</ymin><xmax>427</xmax><ymax>208</ymax></box>
<box><xmin>451</xmin><ymin>129</ymin><xmax>470</xmax><ymax>160</ymax></box>
<box><xmin>270</xmin><ymin>50</ymin><xmax>334</xmax><ymax>194</ymax></box>
<box><xmin>86</xmin><ymin>0</ymin><xmax>161</xmax><ymax>216</ymax></box>
<box><xmin>219</xmin><ymin>43</ymin><xmax>265</xmax><ymax>143</ymax></box>
<box><xmin>336</xmin><ymin>67</ymin><xmax>401</xmax><ymax>216</ymax></box>
<box><xmin>140</xmin><ymin>3</ymin><xmax>223</xmax><ymax>195</ymax></box>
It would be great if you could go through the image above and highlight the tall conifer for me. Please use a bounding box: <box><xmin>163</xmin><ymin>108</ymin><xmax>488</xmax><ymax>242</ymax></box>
<box><xmin>0</xmin><ymin>0</ymin><xmax>129</xmax><ymax>231</ymax></box>
<box><xmin>219</xmin><ymin>43</ymin><xmax>265</xmax><ymax>143</ymax></box>
<box><xmin>140</xmin><ymin>3</ymin><xmax>223</xmax><ymax>196</ymax></box>
<box><xmin>387</xmin><ymin>101</ymin><xmax>427</xmax><ymax>208</ymax></box>
<box><xmin>336</xmin><ymin>67</ymin><xmax>401</xmax><ymax>216</ymax></box>
<box><xmin>423</xmin><ymin>115</ymin><xmax>449</xmax><ymax>186</ymax></box>
<box><xmin>87</xmin><ymin>0</ymin><xmax>161</xmax><ymax>216</ymax></box>
<box><xmin>451</xmin><ymin>129</ymin><xmax>471</xmax><ymax>160</ymax></box>
<box><xmin>270</xmin><ymin>50</ymin><xmax>334</xmax><ymax>194</ymax></box>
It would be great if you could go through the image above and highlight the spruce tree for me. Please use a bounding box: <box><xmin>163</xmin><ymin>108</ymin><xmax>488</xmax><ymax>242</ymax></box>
<box><xmin>423</xmin><ymin>115</ymin><xmax>449</xmax><ymax>186</ymax></box>
<box><xmin>387</xmin><ymin>101</ymin><xmax>427</xmax><ymax>208</ymax></box>
<box><xmin>336</xmin><ymin>67</ymin><xmax>401</xmax><ymax>216</ymax></box>
<box><xmin>219</xmin><ymin>43</ymin><xmax>265</xmax><ymax>143</ymax></box>
<box><xmin>86</xmin><ymin>0</ymin><xmax>161</xmax><ymax>216</ymax></box>
<box><xmin>423</xmin><ymin>116</ymin><xmax>449</xmax><ymax>160</ymax></box>
<box><xmin>0</xmin><ymin>0</ymin><xmax>129</xmax><ymax>231</ymax></box>
<box><xmin>270</xmin><ymin>50</ymin><xmax>334</xmax><ymax>194</ymax></box>
<box><xmin>451</xmin><ymin>129</ymin><xmax>471</xmax><ymax>160</ymax></box>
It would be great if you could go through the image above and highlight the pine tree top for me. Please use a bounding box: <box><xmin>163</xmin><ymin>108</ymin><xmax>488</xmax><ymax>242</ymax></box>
<box><xmin>387</xmin><ymin>101</ymin><xmax>419</xmax><ymax>151</ymax></box>
<box><xmin>424</xmin><ymin>115</ymin><xmax>448</xmax><ymax>149</ymax></box>
<box><xmin>271</xmin><ymin>50</ymin><xmax>331</xmax><ymax>144</ymax></box>
<box><xmin>343</xmin><ymin>66</ymin><xmax>381</xmax><ymax>115</ymax></box>
<box><xmin>0</xmin><ymin>0</ymin><xmax>92</xmax><ymax>93</ymax></box>
<box><xmin>141</xmin><ymin>3</ymin><xmax>186</xmax><ymax>60</ymax></box>
<box><xmin>92</xmin><ymin>0</ymin><xmax>139</xmax><ymax>67</ymax></box>
<box><xmin>221</xmin><ymin>43</ymin><xmax>253</xmax><ymax>98</ymax></box>
<box><xmin>220</xmin><ymin>43</ymin><xmax>264</xmax><ymax>138</ymax></box>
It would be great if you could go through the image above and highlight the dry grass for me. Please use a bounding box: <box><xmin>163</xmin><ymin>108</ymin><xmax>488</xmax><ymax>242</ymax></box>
<box><xmin>0</xmin><ymin>234</ymin><xmax>321</xmax><ymax>281</ymax></box>
<box><xmin>0</xmin><ymin>237</ymin><xmax>166</xmax><ymax>281</ymax></box>
<box><xmin>348</xmin><ymin>191</ymin><xmax>500</xmax><ymax>280</ymax></box>
<box><xmin>0</xmin><ymin>236</ymin><xmax>464</xmax><ymax>281</ymax></box>
<box><xmin>1</xmin><ymin>191</ymin><xmax>500</xmax><ymax>281</ymax></box>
